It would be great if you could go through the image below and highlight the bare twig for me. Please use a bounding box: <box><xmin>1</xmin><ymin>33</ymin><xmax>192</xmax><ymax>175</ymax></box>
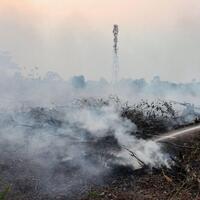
<box><xmin>122</xmin><ymin>146</ymin><xmax>146</xmax><ymax>167</ymax></box>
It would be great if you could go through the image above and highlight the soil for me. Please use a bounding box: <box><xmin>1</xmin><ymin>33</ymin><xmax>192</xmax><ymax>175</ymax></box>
<box><xmin>82</xmin><ymin>134</ymin><xmax>200</xmax><ymax>200</ymax></box>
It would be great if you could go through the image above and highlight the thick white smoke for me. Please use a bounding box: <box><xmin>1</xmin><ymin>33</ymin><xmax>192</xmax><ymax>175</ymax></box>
<box><xmin>0</xmin><ymin>54</ymin><xmax>200</xmax><ymax>197</ymax></box>
<box><xmin>0</xmin><ymin>97</ymin><xmax>172</xmax><ymax>197</ymax></box>
<box><xmin>0</xmin><ymin>100</ymin><xmax>170</xmax><ymax>168</ymax></box>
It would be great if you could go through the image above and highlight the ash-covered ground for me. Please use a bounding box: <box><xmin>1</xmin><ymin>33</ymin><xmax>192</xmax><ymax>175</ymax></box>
<box><xmin>0</xmin><ymin>97</ymin><xmax>200</xmax><ymax>200</ymax></box>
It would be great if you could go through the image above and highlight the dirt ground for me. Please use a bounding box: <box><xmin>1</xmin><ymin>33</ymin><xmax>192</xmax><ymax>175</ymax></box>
<box><xmin>0</xmin><ymin>135</ymin><xmax>200</xmax><ymax>200</ymax></box>
<box><xmin>82</xmin><ymin>134</ymin><xmax>200</xmax><ymax>200</ymax></box>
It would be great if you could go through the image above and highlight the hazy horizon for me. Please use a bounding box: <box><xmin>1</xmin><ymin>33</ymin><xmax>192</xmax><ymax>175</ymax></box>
<box><xmin>1</xmin><ymin>0</ymin><xmax>200</xmax><ymax>82</ymax></box>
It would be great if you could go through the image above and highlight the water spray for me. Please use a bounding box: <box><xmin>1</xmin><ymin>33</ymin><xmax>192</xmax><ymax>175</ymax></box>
<box><xmin>154</xmin><ymin>124</ymin><xmax>200</xmax><ymax>142</ymax></box>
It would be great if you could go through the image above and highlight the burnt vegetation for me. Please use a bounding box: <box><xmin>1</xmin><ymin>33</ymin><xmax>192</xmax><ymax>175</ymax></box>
<box><xmin>0</xmin><ymin>97</ymin><xmax>200</xmax><ymax>200</ymax></box>
<box><xmin>83</xmin><ymin>135</ymin><xmax>200</xmax><ymax>200</ymax></box>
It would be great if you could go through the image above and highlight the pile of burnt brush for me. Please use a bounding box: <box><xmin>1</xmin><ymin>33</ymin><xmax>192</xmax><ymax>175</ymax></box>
<box><xmin>120</xmin><ymin>99</ymin><xmax>200</xmax><ymax>139</ymax></box>
<box><xmin>22</xmin><ymin>96</ymin><xmax>200</xmax><ymax>141</ymax></box>
<box><xmin>77</xmin><ymin>96</ymin><xmax>200</xmax><ymax>139</ymax></box>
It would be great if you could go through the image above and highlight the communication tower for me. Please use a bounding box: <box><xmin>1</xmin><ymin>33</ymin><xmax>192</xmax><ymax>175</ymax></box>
<box><xmin>112</xmin><ymin>24</ymin><xmax>119</xmax><ymax>84</ymax></box>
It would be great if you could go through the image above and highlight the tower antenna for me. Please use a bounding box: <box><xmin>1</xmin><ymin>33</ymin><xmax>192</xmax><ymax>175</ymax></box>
<box><xmin>112</xmin><ymin>24</ymin><xmax>119</xmax><ymax>84</ymax></box>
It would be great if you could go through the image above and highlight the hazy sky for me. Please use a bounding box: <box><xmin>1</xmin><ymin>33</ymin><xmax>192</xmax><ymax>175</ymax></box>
<box><xmin>0</xmin><ymin>0</ymin><xmax>200</xmax><ymax>82</ymax></box>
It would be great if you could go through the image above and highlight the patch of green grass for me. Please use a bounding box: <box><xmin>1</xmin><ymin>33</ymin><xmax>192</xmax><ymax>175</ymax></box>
<box><xmin>87</xmin><ymin>191</ymin><xmax>100</xmax><ymax>199</ymax></box>
<box><xmin>0</xmin><ymin>186</ymin><xmax>11</xmax><ymax>200</ymax></box>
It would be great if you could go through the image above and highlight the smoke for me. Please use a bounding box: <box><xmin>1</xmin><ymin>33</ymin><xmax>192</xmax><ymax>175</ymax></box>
<box><xmin>0</xmin><ymin>59</ymin><xmax>200</xmax><ymax>198</ymax></box>
<box><xmin>0</xmin><ymin>96</ymin><xmax>171</xmax><ymax>198</ymax></box>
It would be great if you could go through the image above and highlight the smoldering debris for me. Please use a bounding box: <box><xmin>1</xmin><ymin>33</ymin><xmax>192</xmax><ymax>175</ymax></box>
<box><xmin>0</xmin><ymin>97</ymin><xmax>200</xmax><ymax>199</ymax></box>
<box><xmin>82</xmin><ymin>135</ymin><xmax>200</xmax><ymax>200</ymax></box>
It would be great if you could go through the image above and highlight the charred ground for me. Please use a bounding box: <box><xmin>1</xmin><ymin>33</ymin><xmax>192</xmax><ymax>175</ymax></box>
<box><xmin>82</xmin><ymin>134</ymin><xmax>200</xmax><ymax>200</ymax></box>
<box><xmin>0</xmin><ymin>98</ymin><xmax>200</xmax><ymax>200</ymax></box>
